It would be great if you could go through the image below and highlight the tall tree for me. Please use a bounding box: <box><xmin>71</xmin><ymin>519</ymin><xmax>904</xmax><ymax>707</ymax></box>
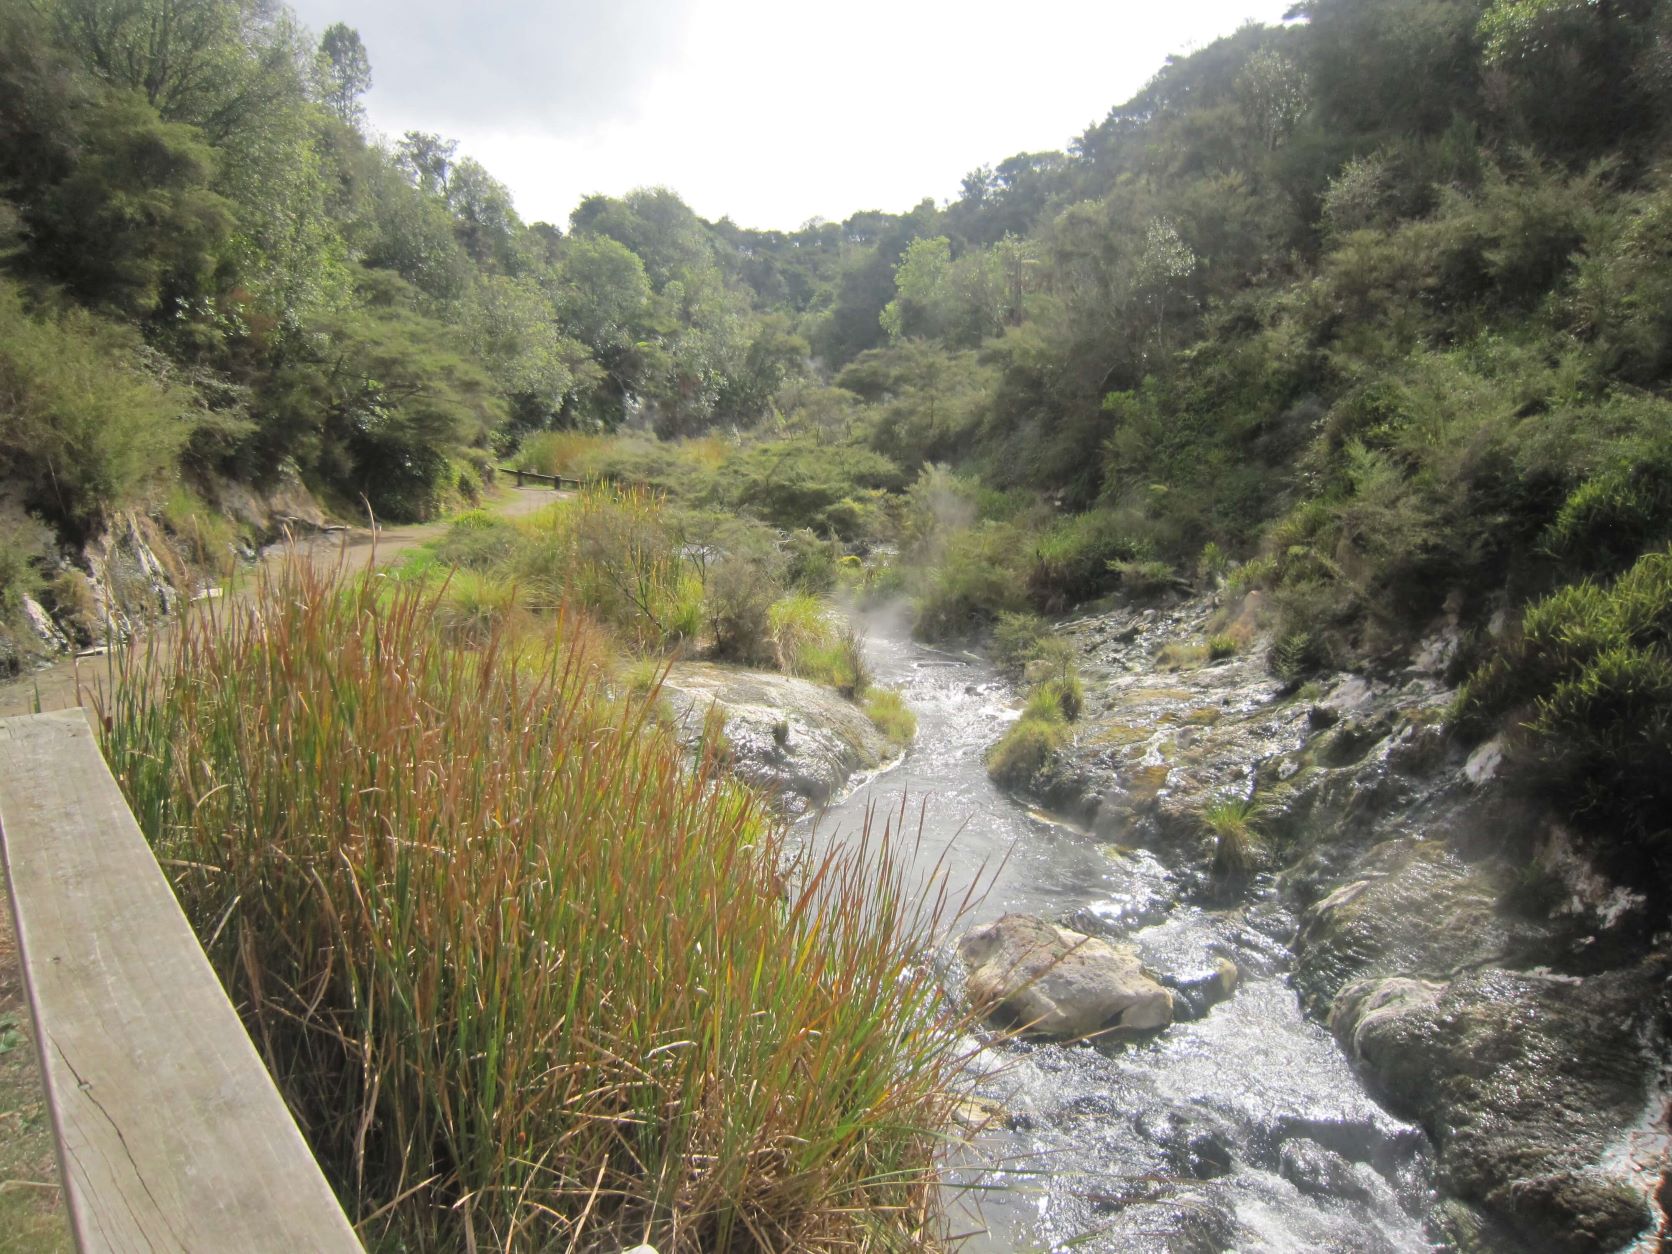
<box><xmin>316</xmin><ymin>22</ymin><xmax>370</xmax><ymax>127</ymax></box>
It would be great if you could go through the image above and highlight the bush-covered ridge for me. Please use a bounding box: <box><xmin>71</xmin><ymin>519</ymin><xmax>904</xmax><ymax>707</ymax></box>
<box><xmin>7</xmin><ymin>0</ymin><xmax>1672</xmax><ymax>920</ymax></box>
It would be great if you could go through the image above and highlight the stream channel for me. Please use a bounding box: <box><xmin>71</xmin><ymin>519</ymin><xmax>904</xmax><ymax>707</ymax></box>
<box><xmin>799</xmin><ymin>620</ymin><xmax>1439</xmax><ymax>1253</ymax></box>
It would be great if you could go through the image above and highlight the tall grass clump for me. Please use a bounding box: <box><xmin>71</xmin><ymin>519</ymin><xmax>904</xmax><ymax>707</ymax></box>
<box><xmin>513</xmin><ymin>429</ymin><xmax>609</xmax><ymax>478</ymax></box>
<box><xmin>863</xmin><ymin>687</ymin><xmax>918</xmax><ymax>750</ymax></box>
<box><xmin>1199</xmin><ymin>796</ymin><xmax>1265</xmax><ymax>879</ymax></box>
<box><xmin>512</xmin><ymin>484</ymin><xmax>697</xmax><ymax>650</ymax></box>
<box><xmin>101</xmin><ymin>557</ymin><xmax>969</xmax><ymax>1251</ymax></box>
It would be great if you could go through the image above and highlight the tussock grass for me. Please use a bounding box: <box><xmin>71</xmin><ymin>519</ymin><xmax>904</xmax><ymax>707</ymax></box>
<box><xmin>864</xmin><ymin>687</ymin><xmax>918</xmax><ymax>750</ymax></box>
<box><xmin>511</xmin><ymin>484</ymin><xmax>699</xmax><ymax>650</ymax></box>
<box><xmin>985</xmin><ymin>709</ymin><xmax>1067</xmax><ymax>788</ymax></box>
<box><xmin>433</xmin><ymin>568</ymin><xmax>523</xmax><ymax>645</ymax></box>
<box><xmin>102</xmin><ymin>556</ymin><xmax>969</xmax><ymax>1251</ymax></box>
<box><xmin>1200</xmin><ymin>796</ymin><xmax>1265</xmax><ymax>878</ymax></box>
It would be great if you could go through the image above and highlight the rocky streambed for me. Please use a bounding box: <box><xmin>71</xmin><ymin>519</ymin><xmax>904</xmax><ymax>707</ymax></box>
<box><xmin>733</xmin><ymin>593</ymin><xmax>1668</xmax><ymax>1252</ymax></box>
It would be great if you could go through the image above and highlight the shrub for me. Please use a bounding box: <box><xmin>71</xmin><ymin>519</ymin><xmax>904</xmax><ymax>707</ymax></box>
<box><xmin>768</xmin><ymin>592</ymin><xmax>835</xmax><ymax>675</ymax></box>
<box><xmin>986</xmin><ymin>709</ymin><xmax>1068</xmax><ymax>788</ymax></box>
<box><xmin>1456</xmin><ymin>547</ymin><xmax>1672</xmax><ymax>865</ymax></box>
<box><xmin>1110</xmin><ymin>559</ymin><xmax>1178</xmax><ymax>600</ymax></box>
<box><xmin>1031</xmin><ymin>675</ymin><xmax>1084</xmax><ymax>723</ymax></box>
<box><xmin>798</xmin><ymin>622</ymin><xmax>871</xmax><ymax>699</ymax></box>
<box><xmin>514</xmin><ymin>429</ymin><xmax>607</xmax><ymax>478</ymax></box>
<box><xmin>1156</xmin><ymin>641</ymin><xmax>1210</xmax><ymax>671</ymax></box>
<box><xmin>1268</xmin><ymin>629</ymin><xmax>1327</xmax><ymax>684</ymax></box>
<box><xmin>510</xmin><ymin>485</ymin><xmax>692</xmax><ymax>650</ymax></box>
<box><xmin>912</xmin><ymin>522</ymin><xmax>1031</xmax><ymax>639</ymax></box>
<box><xmin>159</xmin><ymin>485</ymin><xmax>238</xmax><ymax>572</ymax></box>
<box><xmin>704</xmin><ymin>552</ymin><xmax>778</xmax><ymax>665</ymax></box>
<box><xmin>1196</xmin><ymin>541</ymin><xmax>1230</xmax><ymax>586</ymax></box>
<box><xmin>435</xmin><ymin>569</ymin><xmax>522</xmax><ymax>645</ymax></box>
<box><xmin>432</xmin><ymin>509</ymin><xmax>519</xmax><ymax>571</ymax></box>
<box><xmin>0</xmin><ymin>506</ymin><xmax>52</xmax><ymax>616</ymax></box>
<box><xmin>0</xmin><ymin>280</ymin><xmax>196</xmax><ymax>538</ymax></box>
<box><xmin>863</xmin><ymin>687</ymin><xmax>917</xmax><ymax>749</ymax></box>
<box><xmin>102</xmin><ymin>558</ymin><xmax>967</xmax><ymax>1250</ymax></box>
<box><xmin>991</xmin><ymin>611</ymin><xmax>1045</xmax><ymax>677</ymax></box>
<box><xmin>1028</xmin><ymin>510</ymin><xmax>1140</xmax><ymax>610</ymax></box>
<box><xmin>1207</xmin><ymin>634</ymin><xmax>1239</xmax><ymax>660</ymax></box>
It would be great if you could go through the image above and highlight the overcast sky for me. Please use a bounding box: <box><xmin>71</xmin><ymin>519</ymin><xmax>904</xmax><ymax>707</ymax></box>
<box><xmin>285</xmin><ymin>0</ymin><xmax>1296</xmax><ymax>231</ymax></box>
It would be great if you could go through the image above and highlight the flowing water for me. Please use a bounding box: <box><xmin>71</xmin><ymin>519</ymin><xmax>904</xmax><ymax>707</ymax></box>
<box><xmin>801</xmin><ymin>622</ymin><xmax>1438</xmax><ymax>1253</ymax></box>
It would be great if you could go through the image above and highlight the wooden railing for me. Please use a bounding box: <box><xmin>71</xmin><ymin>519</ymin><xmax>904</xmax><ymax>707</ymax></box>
<box><xmin>495</xmin><ymin>465</ymin><xmax>583</xmax><ymax>490</ymax></box>
<box><xmin>0</xmin><ymin>710</ymin><xmax>363</xmax><ymax>1253</ymax></box>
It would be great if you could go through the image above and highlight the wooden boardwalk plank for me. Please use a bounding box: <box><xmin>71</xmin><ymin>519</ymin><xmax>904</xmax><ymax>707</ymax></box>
<box><xmin>0</xmin><ymin>709</ymin><xmax>362</xmax><ymax>1253</ymax></box>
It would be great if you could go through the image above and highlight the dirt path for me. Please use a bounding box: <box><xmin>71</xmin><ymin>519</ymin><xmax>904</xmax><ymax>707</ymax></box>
<box><xmin>0</xmin><ymin>484</ymin><xmax>563</xmax><ymax>1244</ymax></box>
<box><xmin>0</xmin><ymin>484</ymin><xmax>563</xmax><ymax>720</ymax></box>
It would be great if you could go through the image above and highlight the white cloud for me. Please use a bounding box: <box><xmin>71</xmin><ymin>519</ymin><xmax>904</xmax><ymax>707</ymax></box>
<box><xmin>291</xmin><ymin>0</ymin><xmax>1295</xmax><ymax>229</ymax></box>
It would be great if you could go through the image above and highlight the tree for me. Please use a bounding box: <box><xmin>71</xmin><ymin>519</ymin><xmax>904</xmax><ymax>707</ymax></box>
<box><xmin>445</xmin><ymin>157</ymin><xmax>521</xmax><ymax>270</ymax></box>
<box><xmin>396</xmin><ymin>130</ymin><xmax>456</xmax><ymax>196</ymax></box>
<box><xmin>316</xmin><ymin>22</ymin><xmax>370</xmax><ymax>127</ymax></box>
<box><xmin>32</xmin><ymin>92</ymin><xmax>235</xmax><ymax>317</ymax></box>
<box><xmin>1135</xmin><ymin>216</ymin><xmax>1197</xmax><ymax>357</ymax></box>
<box><xmin>1235</xmin><ymin>48</ymin><xmax>1309</xmax><ymax>152</ymax></box>
<box><xmin>39</xmin><ymin>0</ymin><xmax>312</xmax><ymax>144</ymax></box>
<box><xmin>880</xmin><ymin>235</ymin><xmax>952</xmax><ymax>341</ymax></box>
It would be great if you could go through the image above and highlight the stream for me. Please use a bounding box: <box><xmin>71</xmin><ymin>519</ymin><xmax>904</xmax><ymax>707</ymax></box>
<box><xmin>801</xmin><ymin>620</ymin><xmax>1439</xmax><ymax>1253</ymax></box>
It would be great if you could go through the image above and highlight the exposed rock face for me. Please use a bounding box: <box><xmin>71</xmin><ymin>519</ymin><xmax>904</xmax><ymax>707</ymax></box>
<box><xmin>958</xmin><ymin>913</ymin><xmax>1174</xmax><ymax>1039</ymax></box>
<box><xmin>1331</xmin><ymin>965</ymin><xmax>1661</xmax><ymax>1253</ymax></box>
<box><xmin>1292</xmin><ymin>839</ymin><xmax>1518</xmax><ymax>1016</ymax></box>
<box><xmin>660</xmin><ymin>662</ymin><xmax>897</xmax><ymax>817</ymax></box>
<box><xmin>989</xmin><ymin>587</ymin><xmax>1669</xmax><ymax>1248</ymax></box>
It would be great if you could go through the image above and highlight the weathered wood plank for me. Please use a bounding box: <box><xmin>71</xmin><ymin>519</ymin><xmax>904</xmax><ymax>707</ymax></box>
<box><xmin>0</xmin><ymin>709</ymin><xmax>362</xmax><ymax>1253</ymax></box>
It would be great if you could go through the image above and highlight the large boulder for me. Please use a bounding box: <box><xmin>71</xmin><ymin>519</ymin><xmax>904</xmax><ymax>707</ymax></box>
<box><xmin>659</xmin><ymin>662</ymin><xmax>898</xmax><ymax>816</ymax></box>
<box><xmin>958</xmin><ymin>913</ymin><xmax>1174</xmax><ymax>1039</ymax></box>
<box><xmin>1330</xmin><ymin>965</ymin><xmax>1662</xmax><ymax>1253</ymax></box>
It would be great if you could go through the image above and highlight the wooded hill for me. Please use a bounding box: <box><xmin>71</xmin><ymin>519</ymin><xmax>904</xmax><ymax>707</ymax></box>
<box><xmin>4</xmin><ymin>0</ymin><xmax>1672</xmax><ymax>873</ymax></box>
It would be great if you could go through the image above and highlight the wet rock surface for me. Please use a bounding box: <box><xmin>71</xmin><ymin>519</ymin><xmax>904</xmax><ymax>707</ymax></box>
<box><xmin>1333</xmin><ymin>964</ymin><xmax>1663</xmax><ymax>1253</ymax></box>
<box><xmin>974</xmin><ymin>588</ymin><xmax>1672</xmax><ymax>1250</ymax></box>
<box><xmin>958</xmin><ymin>913</ymin><xmax>1174</xmax><ymax>1038</ymax></box>
<box><xmin>661</xmin><ymin>661</ymin><xmax>897</xmax><ymax>817</ymax></box>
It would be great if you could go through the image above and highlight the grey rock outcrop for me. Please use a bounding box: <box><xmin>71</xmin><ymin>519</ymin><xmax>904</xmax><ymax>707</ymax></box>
<box><xmin>660</xmin><ymin>662</ymin><xmax>898</xmax><ymax>817</ymax></box>
<box><xmin>958</xmin><ymin>913</ymin><xmax>1174</xmax><ymax>1039</ymax></box>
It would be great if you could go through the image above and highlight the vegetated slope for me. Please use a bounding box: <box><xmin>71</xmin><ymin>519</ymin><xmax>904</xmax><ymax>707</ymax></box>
<box><xmin>3</xmin><ymin>0</ymin><xmax>1670</xmax><ymax>915</ymax></box>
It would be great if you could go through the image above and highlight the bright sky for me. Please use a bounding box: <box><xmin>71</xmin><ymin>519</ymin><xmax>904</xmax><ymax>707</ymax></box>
<box><xmin>285</xmin><ymin>0</ymin><xmax>1297</xmax><ymax>231</ymax></box>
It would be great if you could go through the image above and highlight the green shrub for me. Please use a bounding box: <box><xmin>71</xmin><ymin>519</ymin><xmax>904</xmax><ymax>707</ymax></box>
<box><xmin>769</xmin><ymin>592</ymin><xmax>835</xmax><ymax>675</ymax></box>
<box><xmin>159</xmin><ymin>486</ymin><xmax>238</xmax><ymax>572</ymax></box>
<box><xmin>435</xmin><ymin>570</ymin><xmax>521</xmax><ymax>645</ymax></box>
<box><xmin>1031</xmin><ymin>675</ymin><xmax>1084</xmax><ymax>723</ymax></box>
<box><xmin>0</xmin><ymin>506</ymin><xmax>52</xmax><ymax>616</ymax></box>
<box><xmin>704</xmin><ymin>552</ymin><xmax>779</xmax><ymax>665</ymax></box>
<box><xmin>103</xmin><ymin>558</ymin><xmax>965</xmax><ymax>1248</ymax></box>
<box><xmin>991</xmin><ymin>611</ymin><xmax>1046</xmax><ymax>677</ymax></box>
<box><xmin>510</xmin><ymin>485</ymin><xmax>693</xmax><ymax>650</ymax></box>
<box><xmin>863</xmin><ymin>687</ymin><xmax>917</xmax><ymax>749</ymax></box>
<box><xmin>0</xmin><ymin>280</ymin><xmax>196</xmax><ymax>538</ymax></box>
<box><xmin>1541</xmin><ymin>430</ymin><xmax>1672</xmax><ymax>573</ymax></box>
<box><xmin>433</xmin><ymin>510</ymin><xmax>519</xmax><ymax>571</ymax></box>
<box><xmin>1110</xmin><ymin>558</ymin><xmax>1178</xmax><ymax>600</ymax></box>
<box><xmin>1196</xmin><ymin>541</ymin><xmax>1230</xmax><ymax>585</ymax></box>
<box><xmin>985</xmin><ymin>709</ymin><xmax>1068</xmax><ymax>788</ymax></box>
<box><xmin>1456</xmin><ymin>547</ymin><xmax>1672</xmax><ymax>861</ymax></box>
<box><xmin>912</xmin><ymin>522</ymin><xmax>1031</xmax><ymax>639</ymax></box>
<box><xmin>1028</xmin><ymin>510</ymin><xmax>1141</xmax><ymax>609</ymax></box>
<box><xmin>1268</xmin><ymin>629</ymin><xmax>1327</xmax><ymax>684</ymax></box>
<box><xmin>1207</xmin><ymin>634</ymin><xmax>1239</xmax><ymax>660</ymax></box>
